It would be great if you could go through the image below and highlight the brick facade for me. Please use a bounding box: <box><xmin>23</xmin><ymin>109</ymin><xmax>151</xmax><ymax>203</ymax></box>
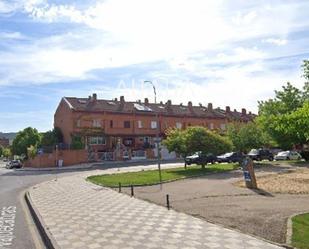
<box><xmin>54</xmin><ymin>94</ymin><xmax>255</xmax><ymax>153</ymax></box>
<box><xmin>0</xmin><ymin>137</ymin><xmax>9</xmax><ymax>148</ymax></box>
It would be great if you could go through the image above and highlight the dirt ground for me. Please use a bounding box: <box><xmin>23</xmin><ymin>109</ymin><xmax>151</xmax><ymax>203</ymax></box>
<box><xmin>122</xmin><ymin>162</ymin><xmax>309</xmax><ymax>244</ymax></box>
<box><xmin>235</xmin><ymin>168</ymin><xmax>309</xmax><ymax>194</ymax></box>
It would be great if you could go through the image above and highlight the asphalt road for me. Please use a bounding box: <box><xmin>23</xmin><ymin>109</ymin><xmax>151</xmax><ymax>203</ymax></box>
<box><xmin>0</xmin><ymin>161</ymin><xmax>80</xmax><ymax>249</ymax></box>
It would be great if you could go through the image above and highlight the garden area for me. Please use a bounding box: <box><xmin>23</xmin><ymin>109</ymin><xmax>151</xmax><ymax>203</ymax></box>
<box><xmin>88</xmin><ymin>163</ymin><xmax>239</xmax><ymax>187</ymax></box>
<box><xmin>89</xmin><ymin>161</ymin><xmax>309</xmax><ymax>247</ymax></box>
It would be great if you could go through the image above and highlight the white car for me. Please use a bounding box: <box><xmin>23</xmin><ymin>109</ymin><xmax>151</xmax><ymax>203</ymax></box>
<box><xmin>274</xmin><ymin>151</ymin><xmax>302</xmax><ymax>161</ymax></box>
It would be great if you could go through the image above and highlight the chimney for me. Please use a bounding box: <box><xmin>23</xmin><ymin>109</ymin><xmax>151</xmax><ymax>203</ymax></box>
<box><xmin>120</xmin><ymin>96</ymin><xmax>125</xmax><ymax>103</ymax></box>
<box><xmin>114</xmin><ymin>98</ymin><xmax>118</xmax><ymax>101</ymax></box>
<box><xmin>188</xmin><ymin>101</ymin><xmax>193</xmax><ymax>111</ymax></box>
<box><xmin>159</xmin><ymin>101</ymin><xmax>163</xmax><ymax>105</ymax></box>
<box><xmin>249</xmin><ymin>111</ymin><xmax>252</xmax><ymax>115</ymax></box>
<box><xmin>234</xmin><ymin>109</ymin><xmax>237</xmax><ymax>112</ymax></box>
<box><xmin>208</xmin><ymin>103</ymin><xmax>213</xmax><ymax>111</ymax></box>
<box><xmin>92</xmin><ymin>93</ymin><xmax>97</xmax><ymax>101</ymax></box>
<box><xmin>226</xmin><ymin>106</ymin><xmax>230</xmax><ymax>113</ymax></box>
<box><xmin>144</xmin><ymin>98</ymin><xmax>149</xmax><ymax>105</ymax></box>
<box><xmin>242</xmin><ymin>108</ymin><xmax>246</xmax><ymax>115</ymax></box>
<box><xmin>166</xmin><ymin>100</ymin><xmax>172</xmax><ymax>106</ymax></box>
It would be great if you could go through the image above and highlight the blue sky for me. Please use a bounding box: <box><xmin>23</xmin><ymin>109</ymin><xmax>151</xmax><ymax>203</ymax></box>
<box><xmin>0</xmin><ymin>0</ymin><xmax>309</xmax><ymax>132</ymax></box>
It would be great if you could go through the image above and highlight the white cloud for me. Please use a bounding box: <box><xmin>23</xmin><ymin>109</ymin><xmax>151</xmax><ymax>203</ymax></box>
<box><xmin>0</xmin><ymin>0</ymin><xmax>308</xmax><ymax>115</ymax></box>
<box><xmin>0</xmin><ymin>31</ymin><xmax>25</xmax><ymax>39</ymax></box>
<box><xmin>262</xmin><ymin>38</ymin><xmax>288</xmax><ymax>46</ymax></box>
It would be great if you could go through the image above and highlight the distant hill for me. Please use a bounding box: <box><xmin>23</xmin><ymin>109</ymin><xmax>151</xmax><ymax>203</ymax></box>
<box><xmin>0</xmin><ymin>132</ymin><xmax>17</xmax><ymax>142</ymax></box>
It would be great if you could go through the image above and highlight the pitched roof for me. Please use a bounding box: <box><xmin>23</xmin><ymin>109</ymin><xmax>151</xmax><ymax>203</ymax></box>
<box><xmin>63</xmin><ymin>96</ymin><xmax>255</xmax><ymax>121</ymax></box>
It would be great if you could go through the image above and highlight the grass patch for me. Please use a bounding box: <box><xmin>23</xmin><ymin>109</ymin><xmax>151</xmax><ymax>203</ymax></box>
<box><xmin>292</xmin><ymin>213</ymin><xmax>309</xmax><ymax>249</ymax></box>
<box><xmin>88</xmin><ymin>163</ymin><xmax>239</xmax><ymax>187</ymax></box>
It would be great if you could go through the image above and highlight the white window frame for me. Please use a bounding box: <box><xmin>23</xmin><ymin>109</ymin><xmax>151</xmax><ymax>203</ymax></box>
<box><xmin>77</xmin><ymin>120</ymin><xmax>81</xmax><ymax>127</ymax></box>
<box><xmin>89</xmin><ymin>136</ymin><xmax>106</xmax><ymax>145</ymax></box>
<box><xmin>151</xmin><ymin>121</ymin><xmax>157</xmax><ymax>129</ymax></box>
<box><xmin>220</xmin><ymin>123</ymin><xmax>226</xmax><ymax>130</ymax></box>
<box><xmin>93</xmin><ymin>120</ymin><xmax>101</xmax><ymax>128</ymax></box>
<box><xmin>209</xmin><ymin>123</ymin><xmax>214</xmax><ymax>130</ymax></box>
<box><xmin>176</xmin><ymin>122</ymin><xmax>182</xmax><ymax>129</ymax></box>
<box><xmin>137</xmin><ymin>120</ymin><xmax>143</xmax><ymax>128</ymax></box>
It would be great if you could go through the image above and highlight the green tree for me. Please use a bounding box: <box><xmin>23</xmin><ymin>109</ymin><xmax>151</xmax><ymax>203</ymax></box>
<box><xmin>71</xmin><ymin>135</ymin><xmax>84</xmax><ymax>150</ymax></box>
<box><xmin>0</xmin><ymin>145</ymin><xmax>3</xmax><ymax>157</ymax></box>
<box><xmin>12</xmin><ymin>127</ymin><xmax>41</xmax><ymax>157</ymax></box>
<box><xmin>227</xmin><ymin>122</ymin><xmax>273</xmax><ymax>153</ymax></box>
<box><xmin>27</xmin><ymin>145</ymin><xmax>37</xmax><ymax>159</ymax></box>
<box><xmin>3</xmin><ymin>147</ymin><xmax>11</xmax><ymax>158</ymax></box>
<box><xmin>163</xmin><ymin>128</ymin><xmax>188</xmax><ymax>158</ymax></box>
<box><xmin>302</xmin><ymin>60</ymin><xmax>309</xmax><ymax>101</ymax></box>
<box><xmin>185</xmin><ymin>127</ymin><xmax>232</xmax><ymax>156</ymax></box>
<box><xmin>257</xmin><ymin>61</ymin><xmax>309</xmax><ymax>149</ymax></box>
<box><xmin>41</xmin><ymin>127</ymin><xmax>64</xmax><ymax>147</ymax></box>
<box><xmin>279</xmin><ymin>101</ymin><xmax>309</xmax><ymax>146</ymax></box>
<box><xmin>164</xmin><ymin>126</ymin><xmax>232</xmax><ymax>168</ymax></box>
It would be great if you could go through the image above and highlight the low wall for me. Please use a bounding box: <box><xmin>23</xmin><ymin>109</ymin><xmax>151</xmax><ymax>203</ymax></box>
<box><xmin>24</xmin><ymin>149</ymin><xmax>88</xmax><ymax>168</ymax></box>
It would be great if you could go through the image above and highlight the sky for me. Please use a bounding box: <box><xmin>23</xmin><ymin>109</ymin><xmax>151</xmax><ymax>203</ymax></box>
<box><xmin>0</xmin><ymin>0</ymin><xmax>308</xmax><ymax>132</ymax></box>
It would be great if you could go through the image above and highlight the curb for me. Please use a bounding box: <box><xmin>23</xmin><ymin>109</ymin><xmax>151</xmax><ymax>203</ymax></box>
<box><xmin>25</xmin><ymin>191</ymin><xmax>59</xmax><ymax>249</ymax></box>
<box><xmin>285</xmin><ymin>211</ymin><xmax>309</xmax><ymax>249</ymax></box>
<box><xmin>18</xmin><ymin>164</ymin><xmax>95</xmax><ymax>172</ymax></box>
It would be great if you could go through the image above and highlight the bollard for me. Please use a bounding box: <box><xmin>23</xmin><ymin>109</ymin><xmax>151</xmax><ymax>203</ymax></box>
<box><xmin>166</xmin><ymin>194</ymin><xmax>170</xmax><ymax>210</ymax></box>
<box><xmin>131</xmin><ymin>185</ymin><xmax>134</xmax><ymax>197</ymax></box>
<box><xmin>118</xmin><ymin>182</ymin><xmax>122</xmax><ymax>193</ymax></box>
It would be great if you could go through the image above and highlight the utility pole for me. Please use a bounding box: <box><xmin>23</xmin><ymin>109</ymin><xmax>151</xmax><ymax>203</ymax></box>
<box><xmin>144</xmin><ymin>80</ymin><xmax>162</xmax><ymax>186</ymax></box>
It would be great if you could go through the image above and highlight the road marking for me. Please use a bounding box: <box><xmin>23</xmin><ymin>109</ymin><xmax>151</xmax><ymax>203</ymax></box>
<box><xmin>0</xmin><ymin>206</ymin><xmax>16</xmax><ymax>248</ymax></box>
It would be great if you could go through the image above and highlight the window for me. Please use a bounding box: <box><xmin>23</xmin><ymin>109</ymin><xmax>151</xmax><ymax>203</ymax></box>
<box><xmin>123</xmin><ymin>138</ymin><xmax>133</xmax><ymax>146</ymax></box>
<box><xmin>93</xmin><ymin>120</ymin><xmax>101</xmax><ymax>128</ymax></box>
<box><xmin>124</xmin><ymin>121</ymin><xmax>131</xmax><ymax>128</ymax></box>
<box><xmin>137</xmin><ymin>120</ymin><xmax>143</xmax><ymax>128</ymax></box>
<box><xmin>110</xmin><ymin>120</ymin><xmax>113</xmax><ymax>128</ymax></box>
<box><xmin>77</xmin><ymin>120</ymin><xmax>81</xmax><ymax>127</ymax></box>
<box><xmin>209</xmin><ymin>123</ymin><xmax>214</xmax><ymax>130</ymax></box>
<box><xmin>151</xmin><ymin>121</ymin><xmax>157</xmax><ymax>129</ymax></box>
<box><xmin>89</xmin><ymin>136</ymin><xmax>106</xmax><ymax>145</ymax></box>
<box><xmin>176</xmin><ymin>122</ymin><xmax>182</xmax><ymax>129</ymax></box>
<box><xmin>220</xmin><ymin>123</ymin><xmax>226</xmax><ymax>130</ymax></box>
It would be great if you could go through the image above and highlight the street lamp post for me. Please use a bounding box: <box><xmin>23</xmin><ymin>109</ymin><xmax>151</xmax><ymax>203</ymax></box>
<box><xmin>144</xmin><ymin>80</ymin><xmax>162</xmax><ymax>186</ymax></box>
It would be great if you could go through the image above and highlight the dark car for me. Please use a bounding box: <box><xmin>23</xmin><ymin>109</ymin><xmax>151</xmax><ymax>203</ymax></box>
<box><xmin>217</xmin><ymin>152</ymin><xmax>244</xmax><ymax>163</ymax></box>
<box><xmin>6</xmin><ymin>160</ymin><xmax>22</xmax><ymax>169</ymax></box>
<box><xmin>185</xmin><ymin>152</ymin><xmax>217</xmax><ymax>166</ymax></box>
<box><xmin>248</xmin><ymin>149</ymin><xmax>273</xmax><ymax>161</ymax></box>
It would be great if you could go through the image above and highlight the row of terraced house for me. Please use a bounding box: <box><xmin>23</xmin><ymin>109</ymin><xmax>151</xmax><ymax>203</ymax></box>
<box><xmin>53</xmin><ymin>93</ymin><xmax>255</xmax><ymax>161</ymax></box>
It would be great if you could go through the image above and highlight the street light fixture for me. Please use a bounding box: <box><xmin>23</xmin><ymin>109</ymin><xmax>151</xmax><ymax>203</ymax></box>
<box><xmin>144</xmin><ymin>80</ymin><xmax>162</xmax><ymax>186</ymax></box>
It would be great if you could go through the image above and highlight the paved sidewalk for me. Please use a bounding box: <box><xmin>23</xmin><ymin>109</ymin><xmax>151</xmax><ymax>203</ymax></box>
<box><xmin>29</xmin><ymin>169</ymin><xmax>284</xmax><ymax>249</ymax></box>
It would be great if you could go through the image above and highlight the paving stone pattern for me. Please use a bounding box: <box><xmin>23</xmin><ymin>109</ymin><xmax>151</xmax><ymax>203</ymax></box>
<box><xmin>29</xmin><ymin>171</ymin><xmax>283</xmax><ymax>249</ymax></box>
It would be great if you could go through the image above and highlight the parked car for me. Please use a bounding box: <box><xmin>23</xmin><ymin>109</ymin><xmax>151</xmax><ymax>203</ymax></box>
<box><xmin>185</xmin><ymin>152</ymin><xmax>217</xmax><ymax>166</ymax></box>
<box><xmin>217</xmin><ymin>152</ymin><xmax>244</xmax><ymax>163</ymax></box>
<box><xmin>274</xmin><ymin>151</ymin><xmax>302</xmax><ymax>161</ymax></box>
<box><xmin>6</xmin><ymin>160</ymin><xmax>22</xmax><ymax>169</ymax></box>
<box><xmin>248</xmin><ymin>149</ymin><xmax>273</xmax><ymax>161</ymax></box>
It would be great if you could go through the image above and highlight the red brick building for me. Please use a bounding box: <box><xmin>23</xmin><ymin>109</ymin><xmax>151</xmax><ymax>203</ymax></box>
<box><xmin>0</xmin><ymin>137</ymin><xmax>9</xmax><ymax>148</ymax></box>
<box><xmin>54</xmin><ymin>93</ymin><xmax>255</xmax><ymax>158</ymax></box>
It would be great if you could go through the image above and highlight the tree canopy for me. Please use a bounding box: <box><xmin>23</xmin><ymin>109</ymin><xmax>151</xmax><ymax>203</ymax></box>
<box><xmin>226</xmin><ymin>122</ymin><xmax>272</xmax><ymax>153</ymax></box>
<box><xmin>3</xmin><ymin>147</ymin><xmax>12</xmax><ymax>158</ymax></box>
<box><xmin>12</xmin><ymin>127</ymin><xmax>41</xmax><ymax>156</ymax></box>
<box><xmin>257</xmin><ymin>60</ymin><xmax>309</xmax><ymax>149</ymax></box>
<box><xmin>164</xmin><ymin>126</ymin><xmax>232</xmax><ymax>159</ymax></box>
<box><xmin>41</xmin><ymin>127</ymin><xmax>63</xmax><ymax>147</ymax></box>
